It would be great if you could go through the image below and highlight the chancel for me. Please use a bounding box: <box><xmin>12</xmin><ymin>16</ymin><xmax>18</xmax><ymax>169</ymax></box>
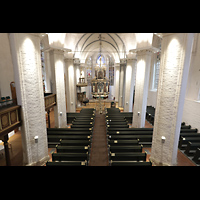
<box><xmin>91</xmin><ymin>34</ymin><xmax>110</xmax><ymax>100</ymax></box>
<box><xmin>91</xmin><ymin>55</ymin><xmax>110</xmax><ymax>99</ymax></box>
<box><xmin>0</xmin><ymin>33</ymin><xmax>199</xmax><ymax>166</ymax></box>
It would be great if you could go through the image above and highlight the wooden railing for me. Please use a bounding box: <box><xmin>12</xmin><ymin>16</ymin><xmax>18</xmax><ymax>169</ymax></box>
<box><xmin>0</xmin><ymin>105</ymin><xmax>21</xmax><ymax>166</ymax></box>
<box><xmin>0</xmin><ymin>105</ymin><xmax>21</xmax><ymax>139</ymax></box>
<box><xmin>44</xmin><ymin>94</ymin><xmax>56</xmax><ymax>111</ymax></box>
<box><xmin>44</xmin><ymin>93</ymin><xmax>56</xmax><ymax>128</ymax></box>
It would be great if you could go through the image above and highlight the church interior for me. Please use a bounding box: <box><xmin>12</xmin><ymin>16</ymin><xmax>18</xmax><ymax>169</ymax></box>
<box><xmin>0</xmin><ymin>33</ymin><xmax>199</xmax><ymax>166</ymax></box>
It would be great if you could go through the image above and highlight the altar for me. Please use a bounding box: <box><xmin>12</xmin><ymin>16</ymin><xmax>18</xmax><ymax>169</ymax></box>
<box><xmin>91</xmin><ymin>56</ymin><xmax>110</xmax><ymax>99</ymax></box>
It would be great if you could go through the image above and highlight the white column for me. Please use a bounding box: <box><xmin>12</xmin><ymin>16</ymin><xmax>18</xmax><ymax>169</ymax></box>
<box><xmin>9</xmin><ymin>33</ymin><xmax>49</xmax><ymax>166</ymax></box>
<box><xmin>114</xmin><ymin>63</ymin><xmax>120</xmax><ymax>102</ymax></box>
<box><xmin>49</xmin><ymin>48</ymin><xmax>67</xmax><ymax>128</ymax></box>
<box><xmin>124</xmin><ymin>58</ymin><xmax>137</xmax><ymax>112</ymax></box>
<box><xmin>132</xmin><ymin>49</ymin><xmax>152</xmax><ymax>128</ymax></box>
<box><xmin>150</xmin><ymin>33</ymin><xmax>194</xmax><ymax>166</ymax></box>
<box><xmin>64</xmin><ymin>58</ymin><xmax>76</xmax><ymax>112</ymax></box>
<box><xmin>118</xmin><ymin>59</ymin><xmax>126</xmax><ymax>107</ymax></box>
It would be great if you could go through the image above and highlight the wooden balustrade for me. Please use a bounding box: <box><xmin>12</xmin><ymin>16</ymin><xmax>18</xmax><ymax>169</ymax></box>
<box><xmin>44</xmin><ymin>94</ymin><xmax>56</xmax><ymax>111</ymax></box>
<box><xmin>44</xmin><ymin>94</ymin><xmax>56</xmax><ymax>128</ymax></box>
<box><xmin>0</xmin><ymin>105</ymin><xmax>21</xmax><ymax>138</ymax></box>
<box><xmin>0</xmin><ymin>105</ymin><xmax>21</xmax><ymax>166</ymax></box>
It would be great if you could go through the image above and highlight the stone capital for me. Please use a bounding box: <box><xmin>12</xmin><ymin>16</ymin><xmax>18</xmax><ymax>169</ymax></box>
<box><xmin>43</xmin><ymin>45</ymin><xmax>71</xmax><ymax>54</ymax></box>
<box><xmin>64</xmin><ymin>57</ymin><xmax>73</xmax><ymax>62</ymax></box>
<box><xmin>49</xmin><ymin>48</ymin><xmax>65</xmax><ymax>55</ymax></box>
<box><xmin>129</xmin><ymin>46</ymin><xmax>160</xmax><ymax>55</ymax></box>
<box><xmin>127</xmin><ymin>57</ymin><xmax>137</xmax><ymax>61</ymax></box>
<box><xmin>114</xmin><ymin>63</ymin><xmax>120</xmax><ymax>67</ymax></box>
<box><xmin>74</xmin><ymin>58</ymin><xmax>81</xmax><ymax>65</ymax></box>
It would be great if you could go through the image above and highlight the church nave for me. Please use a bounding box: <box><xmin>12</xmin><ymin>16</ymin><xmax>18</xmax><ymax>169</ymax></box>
<box><xmin>0</xmin><ymin>33</ymin><xmax>199</xmax><ymax>166</ymax></box>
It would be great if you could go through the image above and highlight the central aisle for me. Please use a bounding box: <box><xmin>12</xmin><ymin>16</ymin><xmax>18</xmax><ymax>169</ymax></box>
<box><xmin>89</xmin><ymin>113</ymin><xmax>109</xmax><ymax>166</ymax></box>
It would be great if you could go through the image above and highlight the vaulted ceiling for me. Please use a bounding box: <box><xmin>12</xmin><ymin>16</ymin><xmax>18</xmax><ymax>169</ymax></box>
<box><xmin>64</xmin><ymin>33</ymin><xmax>137</xmax><ymax>63</ymax></box>
<box><xmin>44</xmin><ymin>33</ymin><xmax>157</xmax><ymax>63</ymax></box>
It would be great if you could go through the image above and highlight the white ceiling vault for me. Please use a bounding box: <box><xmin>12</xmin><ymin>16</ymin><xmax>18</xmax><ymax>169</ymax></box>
<box><xmin>63</xmin><ymin>33</ymin><xmax>137</xmax><ymax>63</ymax></box>
<box><xmin>43</xmin><ymin>33</ymin><xmax>158</xmax><ymax>64</ymax></box>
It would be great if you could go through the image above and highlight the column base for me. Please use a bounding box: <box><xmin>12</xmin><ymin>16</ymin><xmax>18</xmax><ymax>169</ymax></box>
<box><xmin>150</xmin><ymin>157</ymin><xmax>177</xmax><ymax>166</ymax></box>
<box><xmin>25</xmin><ymin>155</ymin><xmax>50</xmax><ymax>166</ymax></box>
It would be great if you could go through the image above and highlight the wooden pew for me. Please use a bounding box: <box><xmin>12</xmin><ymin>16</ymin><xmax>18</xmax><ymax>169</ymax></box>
<box><xmin>67</xmin><ymin>111</ymin><xmax>95</xmax><ymax>123</ymax></box>
<box><xmin>80</xmin><ymin>108</ymin><xmax>95</xmax><ymax>112</ymax></box>
<box><xmin>106</xmin><ymin>119</ymin><xmax>127</xmax><ymax>122</ymax></box>
<box><xmin>109</xmin><ymin>145</ymin><xmax>143</xmax><ymax>153</ymax></box>
<box><xmin>184</xmin><ymin>142</ymin><xmax>200</xmax><ymax>156</ymax></box>
<box><xmin>109</xmin><ymin>152</ymin><xmax>147</xmax><ymax>162</ymax></box>
<box><xmin>75</xmin><ymin>117</ymin><xmax>95</xmax><ymax>121</ymax></box>
<box><xmin>180</xmin><ymin>133</ymin><xmax>200</xmax><ymax>138</ymax></box>
<box><xmin>178</xmin><ymin>136</ymin><xmax>200</xmax><ymax>149</ymax></box>
<box><xmin>108</xmin><ymin>135</ymin><xmax>152</xmax><ymax>143</ymax></box>
<box><xmin>107</xmin><ymin>128</ymin><xmax>153</xmax><ymax>132</ymax></box>
<box><xmin>181</xmin><ymin>125</ymin><xmax>191</xmax><ymax>129</ymax></box>
<box><xmin>106</xmin><ymin>108</ymin><xmax>120</xmax><ymax>113</ymax></box>
<box><xmin>180</xmin><ymin>129</ymin><xmax>198</xmax><ymax>133</ymax></box>
<box><xmin>110</xmin><ymin>161</ymin><xmax>152</xmax><ymax>166</ymax></box>
<box><xmin>52</xmin><ymin>152</ymin><xmax>88</xmax><ymax>162</ymax></box>
<box><xmin>106</xmin><ymin>125</ymin><xmax>129</xmax><ymax>128</ymax></box>
<box><xmin>192</xmin><ymin>148</ymin><xmax>200</xmax><ymax>164</ymax></box>
<box><xmin>105</xmin><ymin>115</ymin><xmax>126</xmax><ymax>121</ymax></box>
<box><xmin>71</xmin><ymin>125</ymin><xmax>93</xmax><ymax>128</ymax></box>
<box><xmin>46</xmin><ymin>161</ymin><xmax>87</xmax><ymax>166</ymax></box>
<box><xmin>72</xmin><ymin>121</ymin><xmax>94</xmax><ymax>125</ymax></box>
<box><xmin>56</xmin><ymin>145</ymin><xmax>90</xmax><ymax>153</ymax></box>
<box><xmin>74</xmin><ymin>119</ymin><xmax>94</xmax><ymax>122</ymax></box>
<box><xmin>47</xmin><ymin>131</ymin><xmax>92</xmax><ymax>136</ymax></box>
<box><xmin>108</xmin><ymin>139</ymin><xmax>139</xmax><ymax>146</ymax></box>
<box><xmin>48</xmin><ymin>135</ymin><xmax>91</xmax><ymax>143</ymax></box>
<box><xmin>67</xmin><ymin>113</ymin><xmax>95</xmax><ymax>117</ymax></box>
<box><xmin>60</xmin><ymin>139</ymin><xmax>91</xmax><ymax>147</ymax></box>
<box><xmin>107</xmin><ymin>131</ymin><xmax>153</xmax><ymax>135</ymax></box>
<box><xmin>48</xmin><ymin>128</ymin><xmax>93</xmax><ymax>132</ymax></box>
<box><xmin>106</xmin><ymin>121</ymin><xmax>128</xmax><ymax>125</ymax></box>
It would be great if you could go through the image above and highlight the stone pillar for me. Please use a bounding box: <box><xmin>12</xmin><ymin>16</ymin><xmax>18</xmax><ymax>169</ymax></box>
<box><xmin>9</xmin><ymin>33</ymin><xmax>49</xmax><ymax>166</ymax></box>
<box><xmin>49</xmin><ymin>48</ymin><xmax>67</xmax><ymax>128</ymax></box>
<box><xmin>132</xmin><ymin>49</ymin><xmax>152</xmax><ymax>128</ymax></box>
<box><xmin>150</xmin><ymin>33</ymin><xmax>194</xmax><ymax>166</ymax></box>
<box><xmin>118</xmin><ymin>59</ymin><xmax>126</xmax><ymax>108</ymax></box>
<box><xmin>64</xmin><ymin>58</ymin><xmax>76</xmax><ymax>112</ymax></box>
<box><xmin>124</xmin><ymin>58</ymin><xmax>137</xmax><ymax>112</ymax></box>
<box><xmin>114</xmin><ymin>63</ymin><xmax>120</xmax><ymax>102</ymax></box>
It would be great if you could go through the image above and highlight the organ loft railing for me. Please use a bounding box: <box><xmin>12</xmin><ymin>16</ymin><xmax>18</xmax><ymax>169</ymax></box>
<box><xmin>0</xmin><ymin>81</ymin><xmax>57</xmax><ymax>165</ymax></box>
<box><xmin>44</xmin><ymin>93</ymin><xmax>56</xmax><ymax>128</ymax></box>
<box><xmin>0</xmin><ymin>105</ymin><xmax>21</xmax><ymax>166</ymax></box>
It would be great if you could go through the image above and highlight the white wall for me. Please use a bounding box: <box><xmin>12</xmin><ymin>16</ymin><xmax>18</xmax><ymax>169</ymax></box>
<box><xmin>182</xmin><ymin>33</ymin><xmax>200</xmax><ymax>131</ymax></box>
<box><xmin>108</xmin><ymin>85</ymin><xmax>114</xmax><ymax>100</ymax></box>
<box><xmin>182</xmin><ymin>99</ymin><xmax>200</xmax><ymax>131</ymax></box>
<box><xmin>146</xmin><ymin>33</ymin><xmax>200</xmax><ymax>132</ymax></box>
<box><xmin>147</xmin><ymin>90</ymin><xmax>157</xmax><ymax>108</ymax></box>
<box><xmin>0</xmin><ymin>33</ymin><xmax>14</xmax><ymax>98</ymax></box>
<box><xmin>0</xmin><ymin>34</ymin><xmax>16</xmax><ymax>144</ymax></box>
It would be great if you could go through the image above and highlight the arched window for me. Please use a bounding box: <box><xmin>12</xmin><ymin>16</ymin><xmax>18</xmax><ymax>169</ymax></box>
<box><xmin>40</xmin><ymin>42</ymin><xmax>46</xmax><ymax>92</ymax></box>
<box><xmin>153</xmin><ymin>52</ymin><xmax>160</xmax><ymax>90</ymax></box>
<box><xmin>109</xmin><ymin>57</ymin><xmax>114</xmax><ymax>86</ymax></box>
<box><xmin>97</xmin><ymin>55</ymin><xmax>105</xmax><ymax>66</ymax></box>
